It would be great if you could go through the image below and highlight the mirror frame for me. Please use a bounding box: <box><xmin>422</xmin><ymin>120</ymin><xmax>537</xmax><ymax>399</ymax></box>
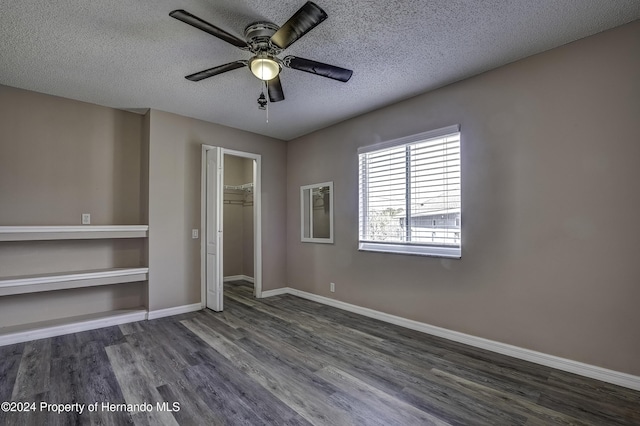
<box><xmin>300</xmin><ymin>181</ymin><xmax>334</xmax><ymax>244</ymax></box>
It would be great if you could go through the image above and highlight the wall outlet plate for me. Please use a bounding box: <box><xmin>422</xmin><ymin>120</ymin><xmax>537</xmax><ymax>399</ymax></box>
<box><xmin>82</xmin><ymin>213</ymin><xmax>90</xmax><ymax>225</ymax></box>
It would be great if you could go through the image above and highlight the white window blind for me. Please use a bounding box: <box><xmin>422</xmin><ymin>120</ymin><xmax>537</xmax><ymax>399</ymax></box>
<box><xmin>358</xmin><ymin>125</ymin><xmax>461</xmax><ymax>258</ymax></box>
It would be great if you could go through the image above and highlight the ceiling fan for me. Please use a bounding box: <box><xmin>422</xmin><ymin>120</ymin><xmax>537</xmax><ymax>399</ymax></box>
<box><xmin>169</xmin><ymin>1</ymin><xmax>353</xmax><ymax>103</ymax></box>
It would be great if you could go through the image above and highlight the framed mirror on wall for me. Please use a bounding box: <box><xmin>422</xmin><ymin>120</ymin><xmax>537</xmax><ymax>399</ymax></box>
<box><xmin>301</xmin><ymin>181</ymin><xmax>334</xmax><ymax>243</ymax></box>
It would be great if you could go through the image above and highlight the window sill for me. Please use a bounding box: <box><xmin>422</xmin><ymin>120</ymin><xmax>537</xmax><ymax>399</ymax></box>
<box><xmin>358</xmin><ymin>242</ymin><xmax>461</xmax><ymax>259</ymax></box>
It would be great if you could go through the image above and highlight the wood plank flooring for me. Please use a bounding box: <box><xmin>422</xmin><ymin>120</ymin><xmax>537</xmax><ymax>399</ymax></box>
<box><xmin>1</xmin><ymin>281</ymin><xmax>639</xmax><ymax>425</ymax></box>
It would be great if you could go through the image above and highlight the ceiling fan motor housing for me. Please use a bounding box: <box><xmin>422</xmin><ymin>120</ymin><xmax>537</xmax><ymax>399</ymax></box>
<box><xmin>244</xmin><ymin>22</ymin><xmax>282</xmax><ymax>54</ymax></box>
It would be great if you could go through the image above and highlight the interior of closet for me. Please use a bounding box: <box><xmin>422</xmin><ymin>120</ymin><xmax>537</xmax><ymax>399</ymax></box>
<box><xmin>222</xmin><ymin>155</ymin><xmax>254</xmax><ymax>287</ymax></box>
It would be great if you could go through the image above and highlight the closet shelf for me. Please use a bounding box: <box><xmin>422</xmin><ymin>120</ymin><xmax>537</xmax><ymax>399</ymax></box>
<box><xmin>0</xmin><ymin>267</ymin><xmax>149</xmax><ymax>297</ymax></box>
<box><xmin>0</xmin><ymin>307</ymin><xmax>147</xmax><ymax>346</ymax></box>
<box><xmin>224</xmin><ymin>183</ymin><xmax>253</xmax><ymax>191</ymax></box>
<box><xmin>0</xmin><ymin>225</ymin><xmax>149</xmax><ymax>241</ymax></box>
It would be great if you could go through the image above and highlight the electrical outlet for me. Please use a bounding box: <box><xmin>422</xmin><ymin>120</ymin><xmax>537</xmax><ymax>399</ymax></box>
<box><xmin>81</xmin><ymin>213</ymin><xmax>90</xmax><ymax>225</ymax></box>
<box><xmin>192</xmin><ymin>229</ymin><xmax>199</xmax><ymax>239</ymax></box>
<box><xmin>330</xmin><ymin>282</ymin><xmax>335</xmax><ymax>292</ymax></box>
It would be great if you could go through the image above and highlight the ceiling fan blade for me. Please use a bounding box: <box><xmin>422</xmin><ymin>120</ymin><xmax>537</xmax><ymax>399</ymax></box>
<box><xmin>170</xmin><ymin>10</ymin><xmax>249</xmax><ymax>50</ymax></box>
<box><xmin>283</xmin><ymin>56</ymin><xmax>352</xmax><ymax>82</ymax></box>
<box><xmin>185</xmin><ymin>61</ymin><xmax>247</xmax><ymax>81</ymax></box>
<box><xmin>270</xmin><ymin>2</ymin><xmax>327</xmax><ymax>49</ymax></box>
<box><xmin>267</xmin><ymin>76</ymin><xmax>285</xmax><ymax>102</ymax></box>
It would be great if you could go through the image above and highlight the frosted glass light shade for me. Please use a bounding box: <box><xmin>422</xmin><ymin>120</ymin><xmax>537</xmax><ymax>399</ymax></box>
<box><xmin>250</xmin><ymin>57</ymin><xmax>280</xmax><ymax>81</ymax></box>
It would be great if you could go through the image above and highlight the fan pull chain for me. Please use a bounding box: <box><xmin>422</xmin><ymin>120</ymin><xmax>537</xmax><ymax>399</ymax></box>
<box><xmin>265</xmin><ymin>80</ymin><xmax>269</xmax><ymax>124</ymax></box>
<box><xmin>256</xmin><ymin>81</ymin><xmax>269</xmax><ymax>124</ymax></box>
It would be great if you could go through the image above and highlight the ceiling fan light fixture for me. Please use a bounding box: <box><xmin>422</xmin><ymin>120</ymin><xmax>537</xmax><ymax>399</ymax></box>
<box><xmin>250</xmin><ymin>55</ymin><xmax>280</xmax><ymax>81</ymax></box>
<box><xmin>170</xmin><ymin>3</ymin><xmax>352</xmax><ymax>105</ymax></box>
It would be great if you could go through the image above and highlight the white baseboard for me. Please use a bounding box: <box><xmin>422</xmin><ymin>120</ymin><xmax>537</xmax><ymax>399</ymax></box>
<box><xmin>260</xmin><ymin>287</ymin><xmax>290</xmax><ymax>298</ymax></box>
<box><xmin>147</xmin><ymin>303</ymin><xmax>202</xmax><ymax>320</ymax></box>
<box><xmin>224</xmin><ymin>275</ymin><xmax>254</xmax><ymax>283</ymax></box>
<box><xmin>264</xmin><ymin>287</ymin><xmax>640</xmax><ymax>391</ymax></box>
<box><xmin>0</xmin><ymin>309</ymin><xmax>147</xmax><ymax>346</ymax></box>
<box><xmin>0</xmin><ymin>303</ymin><xmax>202</xmax><ymax>346</ymax></box>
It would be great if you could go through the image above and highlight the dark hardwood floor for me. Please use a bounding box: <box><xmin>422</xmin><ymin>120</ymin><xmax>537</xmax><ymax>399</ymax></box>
<box><xmin>1</xmin><ymin>281</ymin><xmax>639</xmax><ymax>425</ymax></box>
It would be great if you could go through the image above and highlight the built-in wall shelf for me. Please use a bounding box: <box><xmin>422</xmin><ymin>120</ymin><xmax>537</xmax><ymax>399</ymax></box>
<box><xmin>0</xmin><ymin>307</ymin><xmax>147</xmax><ymax>346</ymax></box>
<box><xmin>0</xmin><ymin>267</ymin><xmax>149</xmax><ymax>297</ymax></box>
<box><xmin>0</xmin><ymin>225</ymin><xmax>149</xmax><ymax>241</ymax></box>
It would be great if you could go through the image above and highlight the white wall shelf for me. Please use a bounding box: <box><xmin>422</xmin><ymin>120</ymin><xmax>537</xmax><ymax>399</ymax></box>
<box><xmin>0</xmin><ymin>307</ymin><xmax>147</xmax><ymax>346</ymax></box>
<box><xmin>0</xmin><ymin>267</ymin><xmax>149</xmax><ymax>297</ymax></box>
<box><xmin>0</xmin><ymin>226</ymin><xmax>150</xmax><ymax>345</ymax></box>
<box><xmin>0</xmin><ymin>225</ymin><xmax>149</xmax><ymax>241</ymax></box>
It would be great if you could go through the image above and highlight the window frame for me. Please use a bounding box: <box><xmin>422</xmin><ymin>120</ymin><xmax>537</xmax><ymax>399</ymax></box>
<box><xmin>358</xmin><ymin>125</ymin><xmax>461</xmax><ymax>259</ymax></box>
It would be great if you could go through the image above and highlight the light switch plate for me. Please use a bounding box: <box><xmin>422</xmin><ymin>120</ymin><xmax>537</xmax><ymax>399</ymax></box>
<box><xmin>192</xmin><ymin>229</ymin><xmax>199</xmax><ymax>239</ymax></box>
<box><xmin>82</xmin><ymin>213</ymin><xmax>91</xmax><ymax>224</ymax></box>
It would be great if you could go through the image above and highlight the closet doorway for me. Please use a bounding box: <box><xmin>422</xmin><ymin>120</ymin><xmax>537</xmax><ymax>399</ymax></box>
<box><xmin>222</xmin><ymin>153</ymin><xmax>258</xmax><ymax>300</ymax></box>
<box><xmin>201</xmin><ymin>146</ymin><xmax>262</xmax><ymax>312</ymax></box>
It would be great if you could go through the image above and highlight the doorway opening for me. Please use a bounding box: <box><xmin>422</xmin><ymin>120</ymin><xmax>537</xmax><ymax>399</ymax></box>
<box><xmin>201</xmin><ymin>146</ymin><xmax>262</xmax><ymax>312</ymax></box>
<box><xmin>222</xmin><ymin>154</ymin><xmax>256</xmax><ymax>300</ymax></box>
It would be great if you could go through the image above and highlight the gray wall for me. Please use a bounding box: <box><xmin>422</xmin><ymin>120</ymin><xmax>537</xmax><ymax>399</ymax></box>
<box><xmin>241</xmin><ymin>156</ymin><xmax>255</xmax><ymax>278</ymax></box>
<box><xmin>286</xmin><ymin>21</ymin><xmax>640</xmax><ymax>375</ymax></box>
<box><xmin>242</xmin><ymin>191</ymin><xmax>255</xmax><ymax>278</ymax></box>
<box><xmin>147</xmin><ymin>110</ymin><xmax>286</xmax><ymax>311</ymax></box>
<box><xmin>0</xmin><ymin>85</ymin><xmax>144</xmax><ymax>225</ymax></box>
<box><xmin>0</xmin><ymin>85</ymin><xmax>146</xmax><ymax>326</ymax></box>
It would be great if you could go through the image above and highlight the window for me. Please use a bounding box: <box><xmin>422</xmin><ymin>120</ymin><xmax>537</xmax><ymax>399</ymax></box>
<box><xmin>358</xmin><ymin>125</ymin><xmax>461</xmax><ymax>258</ymax></box>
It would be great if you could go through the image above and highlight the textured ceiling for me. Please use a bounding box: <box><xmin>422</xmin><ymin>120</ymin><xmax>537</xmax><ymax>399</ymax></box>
<box><xmin>1</xmin><ymin>1</ymin><xmax>639</xmax><ymax>140</ymax></box>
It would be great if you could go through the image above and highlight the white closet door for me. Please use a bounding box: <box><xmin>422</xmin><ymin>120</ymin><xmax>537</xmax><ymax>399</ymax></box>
<box><xmin>204</xmin><ymin>146</ymin><xmax>223</xmax><ymax>311</ymax></box>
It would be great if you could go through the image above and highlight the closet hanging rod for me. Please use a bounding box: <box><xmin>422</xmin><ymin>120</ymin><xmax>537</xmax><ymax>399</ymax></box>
<box><xmin>224</xmin><ymin>183</ymin><xmax>253</xmax><ymax>191</ymax></box>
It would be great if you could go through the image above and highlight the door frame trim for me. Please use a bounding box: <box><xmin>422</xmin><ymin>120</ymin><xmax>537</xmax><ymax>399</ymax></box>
<box><xmin>201</xmin><ymin>145</ymin><xmax>263</xmax><ymax>309</ymax></box>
